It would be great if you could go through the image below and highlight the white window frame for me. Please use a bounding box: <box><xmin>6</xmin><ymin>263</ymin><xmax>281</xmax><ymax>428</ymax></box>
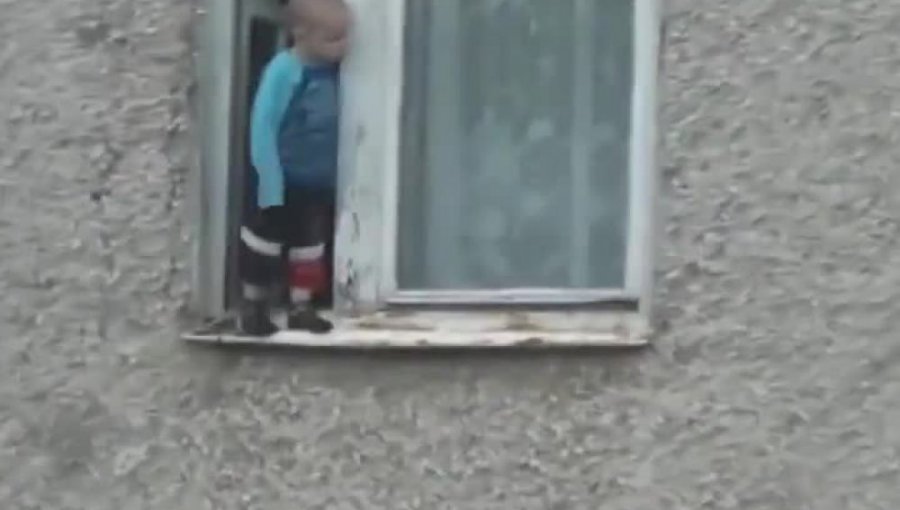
<box><xmin>375</xmin><ymin>0</ymin><xmax>653</xmax><ymax>307</ymax></box>
<box><xmin>189</xmin><ymin>0</ymin><xmax>238</xmax><ymax>319</ymax></box>
<box><xmin>186</xmin><ymin>0</ymin><xmax>662</xmax><ymax>347</ymax></box>
<box><xmin>334</xmin><ymin>0</ymin><xmax>661</xmax><ymax>323</ymax></box>
<box><xmin>188</xmin><ymin>0</ymin><xmax>285</xmax><ymax>318</ymax></box>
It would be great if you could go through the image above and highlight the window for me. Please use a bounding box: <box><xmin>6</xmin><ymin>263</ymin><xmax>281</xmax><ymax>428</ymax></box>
<box><xmin>398</xmin><ymin>0</ymin><xmax>635</xmax><ymax>297</ymax></box>
<box><xmin>188</xmin><ymin>0</ymin><xmax>662</xmax><ymax>346</ymax></box>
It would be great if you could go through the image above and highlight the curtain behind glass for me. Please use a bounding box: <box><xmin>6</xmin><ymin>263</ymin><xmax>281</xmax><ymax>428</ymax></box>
<box><xmin>398</xmin><ymin>0</ymin><xmax>633</xmax><ymax>290</ymax></box>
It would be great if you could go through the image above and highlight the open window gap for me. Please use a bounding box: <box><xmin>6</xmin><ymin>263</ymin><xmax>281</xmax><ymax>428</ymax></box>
<box><xmin>223</xmin><ymin>1</ymin><xmax>339</xmax><ymax>320</ymax></box>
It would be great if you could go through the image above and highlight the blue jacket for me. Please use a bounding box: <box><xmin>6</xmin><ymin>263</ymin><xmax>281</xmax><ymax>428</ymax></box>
<box><xmin>250</xmin><ymin>50</ymin><xmax>340</xmax><ymax>208</ymax></box>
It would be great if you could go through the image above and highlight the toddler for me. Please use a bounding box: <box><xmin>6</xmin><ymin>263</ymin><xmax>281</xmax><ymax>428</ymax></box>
<box><xmin>239</xmin><ymin>0</ymin><xmax>349</xmax><ymax>335</ymax></box>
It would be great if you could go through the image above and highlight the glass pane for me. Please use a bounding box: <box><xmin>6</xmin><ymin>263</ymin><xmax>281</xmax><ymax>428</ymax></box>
<box><xmin>398</xmin><ymin>0</ymin><xmax>633</xmax><ymax>290</ymax></box>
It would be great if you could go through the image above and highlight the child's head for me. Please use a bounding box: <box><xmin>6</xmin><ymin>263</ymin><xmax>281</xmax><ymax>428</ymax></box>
<box><xmin>287</xmin><ymin>0</ymin><xmax>350</xmax><ymax>63</ymax></box>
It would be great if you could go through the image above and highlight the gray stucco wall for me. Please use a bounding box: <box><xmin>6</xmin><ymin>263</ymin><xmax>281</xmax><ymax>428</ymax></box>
<box><xmin>1</xmin><ymin>0</ymin><xmax>898</xmax><ymax>508</ymax></box>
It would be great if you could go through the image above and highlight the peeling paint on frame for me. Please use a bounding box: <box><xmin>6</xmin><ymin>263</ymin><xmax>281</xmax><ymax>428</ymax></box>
<box><xmin>330</xmin><ymin>0</ymin><xmax>661</xmax><ymax>343</ymax></box>
<box><xmin>334</xmin><ymin>0</ymin><xmax>406</xmax><ymax>314</ymax></box>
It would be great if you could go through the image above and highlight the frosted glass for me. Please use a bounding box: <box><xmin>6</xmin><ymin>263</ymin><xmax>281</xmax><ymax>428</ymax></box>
<box><xmin>397</xmin><ymin>0</ymin><xmax>633</xmax><ymax>290</ymax></box>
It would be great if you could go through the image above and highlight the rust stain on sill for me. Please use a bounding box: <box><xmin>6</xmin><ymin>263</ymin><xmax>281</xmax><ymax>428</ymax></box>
<box><xmin>352</xmin><ymin>319</ymin><xmax>433</xmax><ymax>332</ymax></box>
<box><xmin>611</xmin><ymin>323</ymin><xmax>630</xmax><ymax>338</ymax></box>
<box><xmin>503</xmin><ymin>312</ymin><xmax>542</xmax><ymax>332</ymax></box>
<box><xmin>380</xmin><ymin>309</ymin><xmax>414</xmax><ymax>319</ymax></box>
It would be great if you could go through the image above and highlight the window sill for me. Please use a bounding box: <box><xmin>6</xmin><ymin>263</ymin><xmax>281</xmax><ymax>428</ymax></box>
<box><xmin>181</xmin><ymin>310</ymin><xmax>651</xmax><ymax>348</ymax></box>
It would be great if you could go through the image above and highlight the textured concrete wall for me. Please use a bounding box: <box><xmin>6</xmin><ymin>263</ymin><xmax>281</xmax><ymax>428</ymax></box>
<box><xmin>2</xmin><ymin>0</ymin><xmax>899</xmax><ymax>508</ymax></box>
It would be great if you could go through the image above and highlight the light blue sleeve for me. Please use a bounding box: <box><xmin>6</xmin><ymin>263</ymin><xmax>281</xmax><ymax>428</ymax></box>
<box><xmin>250</xmin><ymin>53</ymin><xmax>301</xmax><ymax>208</ymax></box>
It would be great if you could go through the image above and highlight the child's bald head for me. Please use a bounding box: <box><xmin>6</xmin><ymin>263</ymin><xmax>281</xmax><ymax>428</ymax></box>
<box><xmin>287</xmin><ymin>0</ymin><xmax>348</xmax><ymax>23</ymax></box>
<box><xmin>286</xmin><ymin>0</ymin><xmax>350</xmax><ymax>63</ymax></box>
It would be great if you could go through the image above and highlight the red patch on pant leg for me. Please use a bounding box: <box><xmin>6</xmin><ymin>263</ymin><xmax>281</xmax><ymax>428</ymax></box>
<box><xmin>289</xmin><ymin>260</ymin><xmax>327</xmax><ymax>295</ymax></box>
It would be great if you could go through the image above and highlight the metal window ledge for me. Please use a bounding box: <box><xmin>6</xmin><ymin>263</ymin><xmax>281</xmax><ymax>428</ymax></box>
<box><xmin>181</xmin><ymin>310</ymin><xmax>651</xmax><ymax>348</ymax></box>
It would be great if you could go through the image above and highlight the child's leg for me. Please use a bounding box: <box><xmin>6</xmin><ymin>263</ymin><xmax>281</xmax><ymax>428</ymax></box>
<box><xmin>238</xmin><ymin>207</ymin><xmax>285</xmax><ymax>336</ymax></box>
<box><xmin>285</xmin><ymin>188</ymin><xmax>333</xmax><ymax>333</ymax></box>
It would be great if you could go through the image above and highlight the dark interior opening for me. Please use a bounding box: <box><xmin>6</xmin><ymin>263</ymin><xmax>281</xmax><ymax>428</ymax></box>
<box><xmin>225</xmin><ymin>10</ymin><xmax>335</xmax><ymax>313</ymax></box>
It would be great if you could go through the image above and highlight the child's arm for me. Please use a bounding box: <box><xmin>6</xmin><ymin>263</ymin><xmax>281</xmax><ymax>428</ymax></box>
<box><xmin>250</xmin><ymin>56</ymin><xmax>292</xmax><ymax>209</ymax></box>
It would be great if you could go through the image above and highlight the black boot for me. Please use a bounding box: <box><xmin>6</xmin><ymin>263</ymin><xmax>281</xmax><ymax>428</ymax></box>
<box><xmin>239</xmin><ymin>301</ymin><xmax>279</xmax><ymax>337</ymax></box>
<box><xmin>287</xmin><ymin>308</ymin><xmax>333</xmax><ymax>334</ymax></box>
